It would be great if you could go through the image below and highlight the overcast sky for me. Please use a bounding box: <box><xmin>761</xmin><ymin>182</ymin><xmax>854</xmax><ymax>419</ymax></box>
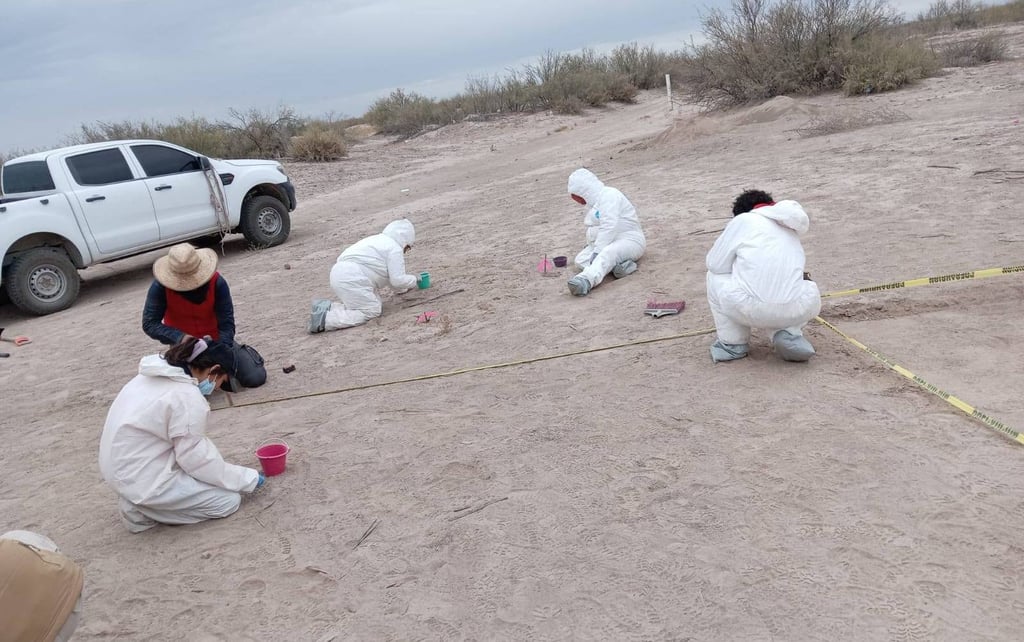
<box><xmin>2</xmin><ymin>0</ymin><xmax>934</xmax><ymax>153</ymax></box>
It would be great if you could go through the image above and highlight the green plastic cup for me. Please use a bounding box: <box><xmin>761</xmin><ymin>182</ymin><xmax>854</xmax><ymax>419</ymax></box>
<box><xmin>418</xmin><ymin>272</ymin><xmax>431</xmax><ymax>289</ymax></box>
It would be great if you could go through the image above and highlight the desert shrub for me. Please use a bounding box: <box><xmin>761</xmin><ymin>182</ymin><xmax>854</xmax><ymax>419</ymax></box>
<box><xmin>290</xmin><ymin>126</ymin><xmax>347</xmax><ymax>161</ymax></box>
<box><xmin>218</xmin><ymin>106</ymin><xmax>300</xmax><ymax>158</ymax></box>
<box><xmin>937</xmin><ymin>31</ymin><xmax>1008</xmax><ymax>66</ymax></box>
<box><xmin>917</xmin><ymin>0</ymin><xmax>983</xmax><ymax>30</ymax></box>
<box><xmin>843</xmin><ymin>33</ymin><xmax>939</xmax><ymax>94</ymax></box>
<box><xmin>159</xmin><ymin>117</ymin><xmax>233</xmax><ymax>157</ymax></box>
<box><xmin>365</xmin><ymin>89</ymin><xmax>443</xmax><ymax>136</ymax></box>
<box><xmin>679</xmin><ymin>0</ymin><xmax>947</xmax><ymax>110</ymax></box>
<box><xmin>977</xmin><ymin>0</ymin><xmax>1024</xmax><ymax>25</ymax></box>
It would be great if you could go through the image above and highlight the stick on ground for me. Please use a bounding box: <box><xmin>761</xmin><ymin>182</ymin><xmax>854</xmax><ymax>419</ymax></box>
<box><xmin>450</xmin><ymin>497</ymin><xmax>509</xmax><ymax>521</ymax></box>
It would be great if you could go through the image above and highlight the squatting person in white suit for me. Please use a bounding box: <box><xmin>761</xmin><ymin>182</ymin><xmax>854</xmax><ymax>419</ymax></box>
<box><xmin>705</xmin><ymin>189</ymin><xmax>822</xmax><ymax>363</ymax></box>
<box><xmin>308</xmin><ymin>218</ymin><xmax>420</xmax><ymax>333</ymax></box>
<box><xmin>566</xmin><ymin>168</ymin><xmax>646</xmax><ymax>296</ymax></box>
<box><xmin>99</xmin><ymin>337</ymin><xmax>265</xmax><ymax>533</ymax></box>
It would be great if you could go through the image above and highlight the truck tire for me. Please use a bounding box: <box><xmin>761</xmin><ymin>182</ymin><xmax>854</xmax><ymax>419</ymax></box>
<box><xmin>3</xmin><ymin>248</ymin><xmax>81</xmax><ymax>316</ymax></box>
<box><xmin>240</xmin><ymin>195</ymin><xmax>290</xmax><ymax>248</ymax></box>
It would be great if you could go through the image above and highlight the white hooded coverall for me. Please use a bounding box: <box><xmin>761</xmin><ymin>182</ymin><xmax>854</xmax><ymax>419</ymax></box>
<box><xmin>325</xmin><ymin>219</ymin><xmax>418</xmax><ymax>330</ymax></box>
<box><xmin>99</xmin><ymin>355</ymin><xmax>260</xmax><ymax>533</ymax></box>
<box><xmin>706</xmin><ymin>200</ymin><xmax>822</xmax><ymax>344</ymax></box>
<box><xmin>568</xmin><ymin>169</ymin><xmax>646</xmax><ymax>287</ymax></box>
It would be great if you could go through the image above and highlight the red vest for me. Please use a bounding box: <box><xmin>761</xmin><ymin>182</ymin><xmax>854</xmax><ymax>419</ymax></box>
<box><xmin>163</xmin><ymin>272</ymin><xmax>220</xmax><ymax>340</ymax></box>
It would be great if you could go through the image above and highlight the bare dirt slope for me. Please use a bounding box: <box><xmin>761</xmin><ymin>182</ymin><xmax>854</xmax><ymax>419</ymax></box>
<box><xmin>2</xmin><ymin>28</ymin><xmax>1023</xmax><ymax>641</ymax></box>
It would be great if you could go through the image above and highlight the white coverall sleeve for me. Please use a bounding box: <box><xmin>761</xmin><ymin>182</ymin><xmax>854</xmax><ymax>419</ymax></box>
<box><xmin>591</xmin><ymin>195</ymin><xmax>621</xmax><ymax>254</ymax></box>
<box><xmin>706</xmin><ymin>217</ymin><xmax>746</xmax><ymax>274</ymax></box>
<box><xmin>385</xmin><ymin>246</ymin><xmax>418</xmax><ymax>291</ymax></box>
<box><xmin>169</xmin><ymin>397</ymin><xmax>259</xmax><ymax>493</ymax></box>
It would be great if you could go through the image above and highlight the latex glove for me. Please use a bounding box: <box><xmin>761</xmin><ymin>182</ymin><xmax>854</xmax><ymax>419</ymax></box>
<box><xmin>256</xmin><ymin>472</ymin><xmax>266</xmax><ymax>489</ymax></box>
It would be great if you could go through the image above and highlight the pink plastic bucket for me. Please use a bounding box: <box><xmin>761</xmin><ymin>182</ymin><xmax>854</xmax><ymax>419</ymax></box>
<box><xmin>255</xmin><ymin>440</ymin><xmax>290</xmax><ymax>477</ymax></box>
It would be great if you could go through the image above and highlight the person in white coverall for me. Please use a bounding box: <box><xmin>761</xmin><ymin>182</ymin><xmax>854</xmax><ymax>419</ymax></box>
<box><xmin>99</xmin><ymin>337</ymin><xmax>265</xmax><ymax>533</ymax></box>
<box><xmin>308</xmin><ymin>218</ymin><xmax>419</xmax><ymax>333</ymax></box>
<box><xmin>706</xmin><ymin>189</ymin><xmax>822</xmax><ymax>363</ymax></box>
<box><xmin>566</xmin><ymin>168</ymin><xmax>646</xmax><ymax>296</ymax></box>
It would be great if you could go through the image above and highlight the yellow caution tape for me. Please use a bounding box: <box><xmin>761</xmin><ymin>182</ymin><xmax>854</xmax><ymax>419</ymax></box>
<box><xmin>823</xmin><ymin>264</ymin><xmax>1024</xmax><ymax>298</ymax></box>
<box><xmin>816</xmin><ymin>316</ymin><xmax>1024</xmax><ymax>446</ymax></box>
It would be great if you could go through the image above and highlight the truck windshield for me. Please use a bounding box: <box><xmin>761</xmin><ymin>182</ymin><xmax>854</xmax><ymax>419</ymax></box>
<box><xmin>2</xmin><ymin>160</ymin><xmax>56</xmax><ymax>194</ymax></box>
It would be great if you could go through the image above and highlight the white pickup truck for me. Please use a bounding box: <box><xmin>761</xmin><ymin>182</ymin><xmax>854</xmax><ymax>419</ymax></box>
<box><xmin>0</xmin><ymin>139</ymin><xmax>297</xmax><ymax>315</ymax></box>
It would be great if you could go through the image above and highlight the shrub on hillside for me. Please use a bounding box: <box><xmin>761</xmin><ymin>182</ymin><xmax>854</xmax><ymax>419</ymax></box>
<box><xmin>366</xmin><ymin>89</ymin><xmax>442</xmax><ymax>136</ymax></box>
<box><xmin>680</xmin><ymin>0</ymin><xmax>946</xmax><ymax>110</ymax></box>
<box><xmin>917</xmin><ymin>0</ymin><xmax>983</xmax><ymax>31</ymax></box>
<box><xmin>290</xmin><ymin>126</ymin><xmax>347</xmax><ymax>161</ymax></box>
<box><xmin>843</xmin><ymin>34</ymin><xmax>940</xmax><ymax>94</ymax></box>
<box><xmin>937</xmin><ymin>32</ymin><xmax>1008</xmax><ymax>66</ymax></box>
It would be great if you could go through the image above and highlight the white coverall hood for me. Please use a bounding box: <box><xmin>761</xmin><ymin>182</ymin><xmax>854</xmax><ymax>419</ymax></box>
<box><xmin>752</xmin><ymin>200</ymin><xmax>810</xmax><ymax>235</ymax></box>
<box><xmin>99</xmin><ymin>354</ymin><xmax>259</xmax><ymax>516</ymax></box>
<box><xmin>382</xmin><ymin>218</ymin><xmax>415</xmax><ymax>249</ymax></box>
<box><xmin>568</xmin><ymin>168</ymin><xmax>604</xmax><ymax>205</ymax></box>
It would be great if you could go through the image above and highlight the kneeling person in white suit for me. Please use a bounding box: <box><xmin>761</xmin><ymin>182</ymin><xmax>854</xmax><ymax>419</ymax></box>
<box><xmin>309</xmin><ymin>218</ymin><xmax>419</xmax><ymax>333</ymax></box>
<box><xmin>706</xmin><ymin>189</ymin><xmax>822</xmax><ymax>363</ymax></box>
<box><xmin>566</xmin><ymin>168</ymin><xmax>646</xmax><ymax>296</ymax></box>
<box><xmin>99</xmin><ymin>337</ymin><xmax>265</xmax><ymax>533</ymax></box>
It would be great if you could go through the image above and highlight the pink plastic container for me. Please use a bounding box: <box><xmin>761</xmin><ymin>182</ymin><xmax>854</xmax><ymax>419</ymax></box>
<box><xmin>255</xmin><ymin>440</ymin><xmax>290</xmax><ymax>476</ymax></box>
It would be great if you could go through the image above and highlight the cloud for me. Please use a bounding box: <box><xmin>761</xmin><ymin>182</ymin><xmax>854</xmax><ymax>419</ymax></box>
<box><xmin>0</xmin><ymin>0</ymin><xmax>942</xmax><ymax>152</ymax></box>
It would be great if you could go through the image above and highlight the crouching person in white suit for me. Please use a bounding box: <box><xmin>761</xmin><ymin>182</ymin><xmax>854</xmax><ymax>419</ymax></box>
<box><xmin>706</xmin><ymin>189</ymin><xmax>822</xmax><ymax>363</ymax></box>
<box><xmin>566</xmin><ymin>168</ymin><xmax>646</xmax><ymax>296</ymax></box>
<box><xmin>99</xmin><ymin>337</ymin><xmax>265</xmax><ymax>533</ymax></box>
<box><xmin>309</xmin><ymin>218</ymin><xmax>419</xmax><ymax>333</ymax></box>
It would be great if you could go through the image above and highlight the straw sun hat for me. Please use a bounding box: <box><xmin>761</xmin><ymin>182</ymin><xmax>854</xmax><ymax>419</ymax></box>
<box><xmin>153</xmin><ymin>243</ymin><xmax>218</xmax><ymax>292</ymax></box>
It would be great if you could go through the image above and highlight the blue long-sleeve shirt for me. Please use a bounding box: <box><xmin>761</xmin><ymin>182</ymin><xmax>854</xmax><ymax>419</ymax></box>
<box><xmin>141</xmin><ymin>276</ymin><xmax>236</xmax><ymax>346</ymax></box>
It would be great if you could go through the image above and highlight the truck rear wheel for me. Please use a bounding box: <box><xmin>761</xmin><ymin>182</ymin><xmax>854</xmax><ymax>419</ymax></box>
<box><xmin>240</xmin><ymin>195</ymin><xmax>291</xmax><ymax>248</ymax></box>
<box><xmin>4</xmin><ymin>248</ymin><xmax>81</xmax><ymax>316</ymax></box>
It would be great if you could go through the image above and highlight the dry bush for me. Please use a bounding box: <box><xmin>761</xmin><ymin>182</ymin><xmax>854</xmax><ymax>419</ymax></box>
<box><xmin>937</xmin><ymin>31</ymin><xmax>1008</xmax><ymax>66</ymax></box>
<box><xmin>794</xmin><ymin>105</ymin><xmax>910</xmax><ymax>136</ymax></box>
<box><xmin>290</xmin><ymin>126</ymin><xmax>347</xmax><ymax>162</ymax></box>
<box><xmin>917</xmin><ymin>0</ymin><xmax>983</xmax><ymax>31</ymax></box>
<box><xmin>843</xmin><ymin>34</ymin><xmax>939</xmax><ymax>94</ymax></box>
<box><xmin>978</xmin><ymin>0</ymin><xmax>1024</xmax><ymax>25</ymax></box>
<box><xmin>219</xmin><ymin>106</ymin><xmax>300</xmax><ymax>158</ymax></box>
<box><xmin>680</xmin><ymin>0</ymin><xmax>930</xmax><ymax>110</ymax></box>
<box><xmin>366</xmin><ymin>89</ymin><xmax>443</xmax><ymax>137</ymax></box>
<box><xmin>610</xmin><ymin>42</ymin><xmax>689</xmax><ymax>90</ymax></box>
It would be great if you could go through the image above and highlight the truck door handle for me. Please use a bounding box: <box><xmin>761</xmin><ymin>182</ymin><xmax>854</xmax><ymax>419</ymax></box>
<box><xmin>154</xmin><ymin>184</ymin><xmax>173</xmax><ymax>191</ymax></box>
<box><xmin>85</xmin><ymin>195</ymin><xmax>106</xmax><ymax>202</ymax></box>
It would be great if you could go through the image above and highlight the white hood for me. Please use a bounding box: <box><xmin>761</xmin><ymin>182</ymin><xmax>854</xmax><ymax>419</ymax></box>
<box><xmin>382</xmin><ymin>218</ymin><xmax>415</xmax><ymax>248</ymax></box>
<box><xmin>753</xmin><ymin>200</ymin><xmax>809</xmax><ymax>235</ymax></box>
<box><xmin>137</xmin><ymin>354</ymin><xmax>196</xmax><ymax>383</ymax></box>
<box><xmin>568</xmin><ymin>168</ymin><xmax>603</xmax><ymax>205</ymax></box>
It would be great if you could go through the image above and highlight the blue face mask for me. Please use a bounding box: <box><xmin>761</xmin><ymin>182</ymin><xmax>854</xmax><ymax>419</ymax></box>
<box><xmin>198</xmin><ymin>378</ymin><xmax>216</xmax><ymax>396</ymax></box>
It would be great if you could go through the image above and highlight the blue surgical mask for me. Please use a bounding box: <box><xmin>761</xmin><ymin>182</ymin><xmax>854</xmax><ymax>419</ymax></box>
<box><xmin>198</xmin><ymin>378</ymin><xmax>215</xmax><ymax>396</ymax></box>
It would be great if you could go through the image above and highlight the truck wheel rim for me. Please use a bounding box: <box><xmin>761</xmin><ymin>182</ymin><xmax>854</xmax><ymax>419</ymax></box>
<box><xmin>257</xmin><ymin>207</ymin><xmax>282</xmax><ymax>236</ymax></box>
<box><xmin>29</xmin><ymin>265</ymin><xmax>66</xmax><ymax>301</ymax></box>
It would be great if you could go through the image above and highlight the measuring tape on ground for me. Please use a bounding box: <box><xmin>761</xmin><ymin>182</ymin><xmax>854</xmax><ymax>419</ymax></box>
<box><xmin>220</xmin><ymin>326</ymin><xmax>717</xmax><ymax>410</ymax></box>
<box><xmin>816</xmin><ymin>316</ymin><xmax>1023</xmax><ymax>446</ymax></box>
<box><xmin>822</xmin><ymin>264</ymin><xmax>1024</xmax><ymax>298</ymax></box>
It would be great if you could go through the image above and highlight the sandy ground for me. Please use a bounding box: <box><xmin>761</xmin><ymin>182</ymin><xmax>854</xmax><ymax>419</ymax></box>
<box><xmin>3</xmin><ymin>25</ymin><xmax>1024</xmax><ymax>641</ymax></box>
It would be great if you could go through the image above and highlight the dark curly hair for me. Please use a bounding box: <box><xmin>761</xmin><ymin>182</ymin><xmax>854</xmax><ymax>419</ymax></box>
<box><xmin>732</xmin><ymin>189</ymin><xmax>774</xmax><ymax>216</ymax></box>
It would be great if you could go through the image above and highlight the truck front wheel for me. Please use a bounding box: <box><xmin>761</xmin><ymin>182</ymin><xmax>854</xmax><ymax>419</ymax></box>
<box><xmin>3</xmin><ymin>248</ymin><xmax>81</xmax><ymax>316</ymax></box>
<box><xmin>240</xmin><ymin>195</ymin><xmax>291</xmax><ymax>248</ymax></box>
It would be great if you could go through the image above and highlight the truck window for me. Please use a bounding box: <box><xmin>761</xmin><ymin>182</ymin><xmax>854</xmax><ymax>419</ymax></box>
<box><xmin>131</xmin><ymin>144</ymin><xmax>202</xmax><ymax>177</ymax></box>
<box><xmin>2</xmin><ymin>160</ymin><xmax>56</xmax><ymax>194</ymax></box>
<box><xmin>66</xmin><ymin>149</ymin><xmax>134</xmax><ymax>186</ymax></box>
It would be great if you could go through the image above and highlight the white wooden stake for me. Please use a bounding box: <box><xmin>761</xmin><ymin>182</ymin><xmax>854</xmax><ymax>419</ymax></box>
<box><xmin>665</xmin><ymin>74</ymin><xmax>673</xmax><ymax>112</ymax></box>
